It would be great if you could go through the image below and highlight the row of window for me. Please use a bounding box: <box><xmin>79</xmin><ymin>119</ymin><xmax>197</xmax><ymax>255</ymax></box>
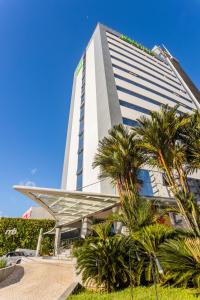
<box><xmin>111</xmin><ymin>54</ymin><xmax>185</xmax><ymax>93</ymax></box>
<box><xmin>120</xmin><ymin>99</ymin><xmax>150</xmax><ymax>115</ymax></box>
<box><xmin>112</xmin><ymin>63</ymin><xmax>191</xmax><ymax>104</ymax></box>
<box><xmin>107</xmin><ymin>38</ymin><xmax>172</xmax><ymax>76</ymax></box>
<box><xmin>122</xmin><ymin>117</ymin><xmax>138</xmax><ymax>127</ymax></box>
<box><xmin>76</xmin><ymin>54</ymin><xmax>86</xmax><ymax>191</ymax></box>
<box><xmin>106</xmin><ymin>31</ymin><xmax>168</xmax><ymax>69</ymax></box>
<box><xmin>117</xmin><ymin>85</ymin><xmax>190</xmax><ymax>113</ymax></box>
<box><xmin>115</xmin><ymin>73</ymin><xmax>193</xmax><ymax>110</ymax></box>
<box><xmin>109</xmin><ymin>43</ymin><xmax>176</xmax><ymax>81</ymax></box>
<box><xmin>109</xmin><ymin>47</ymin><xmax>181</xmax><ymax>86</ymax></box>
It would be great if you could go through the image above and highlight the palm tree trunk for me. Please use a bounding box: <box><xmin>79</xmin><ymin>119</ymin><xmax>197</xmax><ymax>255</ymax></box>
<box><xmin>158</xmin><ymin>151</ymin><xmax>193</xmax><ymax>231</ymax></box>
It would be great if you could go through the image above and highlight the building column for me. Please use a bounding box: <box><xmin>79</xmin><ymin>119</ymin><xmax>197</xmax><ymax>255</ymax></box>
<box><xmin>80</xmin><ymin>217</ymin><xmax>92</xmax><ymax>239</ymax></box>
<box><xmin>168</xmin><ymin>212</ymin><xmax>176</xmax><ymax>226</ymax></box>
<box><xmin>54</xmin><ymin>227</ymin><xmax>61</xmax><ymax>256</ymax></box>
<box><xmin>35</xmin><ymin>228</ymin><xmax>43</xmax><ymax>257</ymax></box>
<box><xmin>112</xmin><ymin>207</ymin><xmax>123</xmax><ymax>234</ymax></box>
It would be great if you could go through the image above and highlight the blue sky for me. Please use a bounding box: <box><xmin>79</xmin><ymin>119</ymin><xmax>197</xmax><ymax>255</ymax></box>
<box><xmin>0</xmin><ymin>0</ymin><xmax>199</xmax><ymax>217</ymax></box>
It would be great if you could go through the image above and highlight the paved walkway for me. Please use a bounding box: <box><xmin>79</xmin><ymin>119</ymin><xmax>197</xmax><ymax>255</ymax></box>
<box><xmin>0</xmin><ymin>257</ymin><xmax>76</xmax><ymax>300</ymax></box>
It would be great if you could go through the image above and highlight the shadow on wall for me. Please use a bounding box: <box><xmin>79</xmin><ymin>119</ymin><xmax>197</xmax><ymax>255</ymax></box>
<box><xmin>0</xmin><ymin>266</ymin><xmax>24</xmax><ymax>289</ymax></box>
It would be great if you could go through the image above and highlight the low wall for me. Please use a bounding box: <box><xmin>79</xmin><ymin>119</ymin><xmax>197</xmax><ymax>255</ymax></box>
<box><xmin>0</xmin><ymin>265</ymin><xmax>16</xmax><ymax>282</ymax></box>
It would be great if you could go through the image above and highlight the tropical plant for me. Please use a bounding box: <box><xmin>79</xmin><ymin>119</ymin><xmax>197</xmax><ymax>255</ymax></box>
<box><xmin>93</xmin><ymin>124</ymin><xmax>146</xmax><ymax>197</ymax></box>
<box><xmin>134</xmin><ymin>105</ymin><xmax>200</xmax><ymax>233</ymax></box>
<box><xmin>132</xmin><ymin>223</ymin><xmax>191</xmax><ymax>285</ymax></box>
<box><xmin>74</xmin><ymin>222</ymin><xmax>135</xmax><ymax>292</ymax></box>
<box><xmin>109</xmin><ymin>189</ymin><xmax>157</xmax><ymax>234</ymax></box>
<box><xmin>180</xmin><ymin>110</ymin><xmax>200</xmax><ymax>171</ymax></box>
<box><xmin>0</xmin><ymin>259</ymin><xmax>7</xmax><ymax>269</ymax></box>
<box><xmin>158</xmin><ymin>237</ymin><xmax>200</xmax><ymax>288</ymax></box>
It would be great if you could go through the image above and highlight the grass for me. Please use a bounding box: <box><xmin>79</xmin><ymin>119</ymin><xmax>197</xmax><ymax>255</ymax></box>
<box><xmin>68</xmin><ymin>286</ymin><xmax>200</xmax><ymax>300</ymax></box>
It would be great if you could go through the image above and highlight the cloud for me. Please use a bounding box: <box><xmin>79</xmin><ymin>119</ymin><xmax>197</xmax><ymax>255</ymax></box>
<box><xmin>19</xmin><ymin>180</ymin><xmax>36</xmax><ymax>187</ymax></box>
<box><xmin>30</xmin><ymin>168</ymin><xmax>37</xmax><ymax>175</ymax></box>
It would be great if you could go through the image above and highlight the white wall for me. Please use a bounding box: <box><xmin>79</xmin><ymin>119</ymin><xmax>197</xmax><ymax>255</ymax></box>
<box><xmin>82</xmin><ymin>40</ymin><xmax>100</xmax><ymax>193</ymax></box>
<box><xmin>65</xmin><ymin>68</ymin><xmax>83</xmax><ymax>190</ymax></box>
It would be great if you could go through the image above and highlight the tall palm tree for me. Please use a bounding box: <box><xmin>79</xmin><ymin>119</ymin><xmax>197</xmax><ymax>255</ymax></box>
<box><xmin>180</xmin><ymin>110</ymin><xmax>200</xmax><ymax>172</ymax></box>
<box><xmin>134</xmin><ymin>105</ymin><xmax>197</xmax><ymax>232</ymax></box>
<box><xmin>93</xmin><ymin>124</ymin><xmax>146</xmax><ymax>197</ymax></box>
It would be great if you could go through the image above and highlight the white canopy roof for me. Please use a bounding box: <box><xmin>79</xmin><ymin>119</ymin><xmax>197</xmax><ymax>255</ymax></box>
<box><xmin>14</xmin><ymin>186</ymin><xmax>119</xmax><ymax>228</ymax></box>
<box><xmin>14</xmin><ymin>185</ymin><xmax>175</xmax><ymax>231</ymax></box>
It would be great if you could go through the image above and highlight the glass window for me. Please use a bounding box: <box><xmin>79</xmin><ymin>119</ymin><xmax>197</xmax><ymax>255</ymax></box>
<box><xmin>80</xmin><ymin>106</ymin><xmax>84</xmax><ymax>119</ymax></box>
<box><xmin>111</xmin><ymin>55</ymin><xmax>183</xmax><ymax>91</ymax></box>
<box><xmin>115</xmin><ymin>74</ymin><xmax>192</xmax><ymax>108</ymax></box>
<box><xmin>138</xmin><ymin>169</ymin><xmax>153</xmax><ymax>196</ymax></box>
<box><xmin>110</xmin><ymin>47</ymin><xmax>176</xmax><ymax>80</ymax></box>
<box><xmin>79</xmin><ymin>119</ymin><xmax>84</xmax><ymax>132</ymax></box>
<box><xmin>119</xmin><ymin>100</ymin><xmax>150</xmax><ymax>115</ymax></box>
<box><xmin>77</xmin><ymin>151</ymin><xmax>83</xmax><ymax>172</ymax></box>
<box><xmin>78</xmin><ymin>135</ymin><xmax>84</xmax><ymax>151</ymax></box>
<box><xmin>76</xmin><ymin>173</ymin><xmax>83</xmax><ymax>191</ymax></box>
<box><xmin>122</xmin><ymin>118</ymin><xmax>138</xmax><ymax>127</ymax></box>
<box><xmin>113</xmin><ymin>64</ymin><xmax>191</xmax><ymax>104</ymax></box>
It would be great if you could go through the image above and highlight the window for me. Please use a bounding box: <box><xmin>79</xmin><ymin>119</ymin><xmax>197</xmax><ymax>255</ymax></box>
<box><xmin>109</xmin><ymin>47</ymin><xmax>177</xmax><ymax>81</ymax></box>
<box><xmin>138</xmin><ymin>169</ymin><xmax>153</xmax><ymax>196</ymax></box>
<box><xmin>111</xmin><ymin>55</ymin><xmax>183</xmax><ymax>90</ymax></box>
<box><xmin>117</xmin><ymin>86</ymin><xmax>192</xmax><ymax>112</ymax></box>
<box><xmin>117</xmin><ymin>86</ymin><xmax>161</xmax><ymax>107</ymax></box>
<box><xmin>108</xmin><ymin>39</ymin><xmax>172</xmax><ymax>75</ymax></box>
<box><xmin>77</xmin><ymin>151</ymin><xmax>83</xmax><ymax>173</ymax></box>
<box><xmin>119</xmin><ymin>100</ymin><xmax>150</xmax><ymax>115</ymax></box>
<box><xmin>76</xmin><ymin>173</ymin><xmax>83</xmax><ymax>191</ymax></box>
<box><xmin>113</xmin><ymin>64</ymin><xmax>192</xmax><ymax>104</ymax></box>
<box><xmin>122</xmin><ymin>118</ymin><xmax>138</xmax><ymax>127</ymax></box>
<box><xmin>115</xmin><ymin>74</ymin><xmax>193</xmax><ymax>109</ymax></box>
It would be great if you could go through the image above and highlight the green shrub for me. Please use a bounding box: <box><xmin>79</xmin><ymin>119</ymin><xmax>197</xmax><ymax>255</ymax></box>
<box><xmin>0</xmin><ymin>259</ymin><xmax>7</xmax><ymax>269</ymax></box>
<box><xmin>74</xmin><ymin>223</ymin><xmax>136</xmax><ymax>292</ymax></box>
<box><xmin>0</xmin><ymin>218</ymin><xmax>55</xmax><ymax>256</ymax></box>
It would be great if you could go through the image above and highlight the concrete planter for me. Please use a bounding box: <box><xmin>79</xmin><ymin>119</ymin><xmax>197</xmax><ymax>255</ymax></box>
<box><xmin>0</xmin><ymin>265</ymin><xmax>16</xmax><ymax>282</ymax></box>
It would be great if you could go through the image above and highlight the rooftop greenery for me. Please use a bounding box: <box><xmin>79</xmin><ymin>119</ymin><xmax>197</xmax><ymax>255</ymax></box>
<box><xmin>120</xmin><ymin>35</ymin><xmax>155</xmax><ymax>57</ymax></box>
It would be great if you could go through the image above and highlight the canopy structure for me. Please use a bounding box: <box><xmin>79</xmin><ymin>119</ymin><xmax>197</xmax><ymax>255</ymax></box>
<box><xmin>14</xmin><ymin>185</ymin><xmax>176</xmax><ymax>230</ymax></box>
<box><xmin>14</xmin><ymin>186</ymin><xmax>119</xmax><ymax>229</ymax></box>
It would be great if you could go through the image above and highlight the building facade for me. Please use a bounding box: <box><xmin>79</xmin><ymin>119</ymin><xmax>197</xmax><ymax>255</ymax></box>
<box><xmin>61</xmin><ymin>23</ymin><xmax>200</xmax><ymax>199</ymax></box>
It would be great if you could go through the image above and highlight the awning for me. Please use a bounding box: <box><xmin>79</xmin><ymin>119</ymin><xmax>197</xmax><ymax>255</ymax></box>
<box><xmin>14</xmin><ymin>185</ymin><xmax>175</xmax><ymax>230</ymax></box>
<box><xmin>14</xmin><ymin>186</ymin><xmax>119</xmax><ymax>228</ymax></box>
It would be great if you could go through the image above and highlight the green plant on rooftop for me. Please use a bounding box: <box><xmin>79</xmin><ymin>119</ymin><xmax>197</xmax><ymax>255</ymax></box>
<box><xmin>120</xmin><ymin>35</ymin><xmax>155</xmax><ymax>57</ymax></box>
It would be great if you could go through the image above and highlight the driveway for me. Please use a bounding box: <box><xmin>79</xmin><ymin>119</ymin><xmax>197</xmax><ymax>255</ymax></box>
<box><xmin>0</xmin><ymin>258</ymin><xmax>76</xmax><ymax>300</ymax></box>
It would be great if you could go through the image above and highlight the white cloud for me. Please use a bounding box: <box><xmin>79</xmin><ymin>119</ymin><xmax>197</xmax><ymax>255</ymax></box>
<box><xmin>30</xmin><ymin>168</ymin><xmax>37</xmax><ymax>175</ymax></box>
<box><xmin>19</xmin><ymin>180</ymin><xmax>36</xmax><ymax>187</ymax></box>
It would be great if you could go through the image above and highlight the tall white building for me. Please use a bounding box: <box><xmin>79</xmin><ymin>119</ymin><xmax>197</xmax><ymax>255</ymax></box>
<box><xmin>62</xmin><ymin>23</ymin><xmax>200</xmax><ymax>200</ymax></box>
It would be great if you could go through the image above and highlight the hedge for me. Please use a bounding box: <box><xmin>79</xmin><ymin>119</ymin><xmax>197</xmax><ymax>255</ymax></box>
<box><xmin>0</xmin><ymin>218</ymin><xmax>55</xmax><ymax>256</ymax></box>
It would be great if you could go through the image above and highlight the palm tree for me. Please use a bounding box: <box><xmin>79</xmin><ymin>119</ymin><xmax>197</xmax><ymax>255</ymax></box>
<box><xmin>158</xmin><ymin>237</ymin><xmax>200</xmax><ymax>288</ymax></box>
<box><xmin>110</xmin><ymin>189</ymin><xmax>157</xmax><ymax>234</ymax></box>
<box><xmin>180</xmin><ymin>110</ymin><xmax>200</xmax><ymax>172</ymax></box>
<box><xmin>134</xmin><ymin>105</ymin><xmax>197</xmax><ymax>232</ymax></box>
<box><xmin>93</xmin><ymin>124</ymin><xmax>146</xmax><ymax>197</ymax></box>
<box><xmin>73</xmin><ymin>222</ymin><xmax>135</xmax><ymax>292</ymax></box>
